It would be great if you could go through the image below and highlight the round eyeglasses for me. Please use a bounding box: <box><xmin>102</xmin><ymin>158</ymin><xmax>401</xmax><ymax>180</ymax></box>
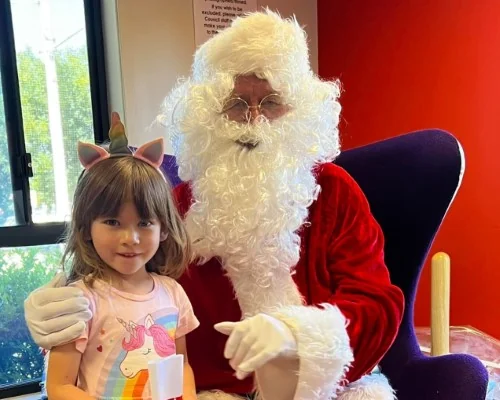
<box><xmin>221</xmin><ymin>93</ymin><xmax>289</xmax><ymax>122</ymax></box>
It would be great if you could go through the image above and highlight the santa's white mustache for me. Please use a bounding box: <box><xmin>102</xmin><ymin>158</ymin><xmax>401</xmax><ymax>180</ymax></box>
<box><xmin>217</xmin><ymin>115</ymin><xmax>278</xmax><ymax>149</ymax></box>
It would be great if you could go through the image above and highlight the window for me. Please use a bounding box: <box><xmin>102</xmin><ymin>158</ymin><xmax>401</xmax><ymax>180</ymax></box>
<box><xmin>0</xmin><ymin>245</ymin><xmax>64</xmax><ymax>384</ymax></box>
<box><xmin>0</xmin><ymin>0</ymin><xmax>108</xmax><ymax>396</ymax></box>
<box><xmin>13</xmin><ymin>0</ymin><xmax>95</xmax><ymax>224</ymax></box>
<box><xmin>0</xmin><ymin>71</ymin><xmax>15</xmax><ymax>228</ymax></box>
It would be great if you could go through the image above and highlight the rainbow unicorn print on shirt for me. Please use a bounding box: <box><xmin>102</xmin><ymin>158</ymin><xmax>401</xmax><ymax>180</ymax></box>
<box><xmin>94</xmin><ymin>309</ymin><xmax>179</xmax><ymax>399</ymax></box>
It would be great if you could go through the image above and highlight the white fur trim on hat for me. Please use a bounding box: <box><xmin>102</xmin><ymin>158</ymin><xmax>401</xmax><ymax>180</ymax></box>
<box><xmin>192</xmin><ymin>8</ymin><xmax>312</xmax><ymax>95</ymax></box>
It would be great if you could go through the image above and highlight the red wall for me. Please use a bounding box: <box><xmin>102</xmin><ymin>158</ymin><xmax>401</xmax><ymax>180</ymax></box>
<box><xmin>317</xmin><ymin>0</ymin><xmax>500</xmax><ymax>339</ymax></box>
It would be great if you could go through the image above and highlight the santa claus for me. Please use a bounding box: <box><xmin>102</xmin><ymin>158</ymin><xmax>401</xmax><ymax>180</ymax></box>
<box><xmin>24</xmin><ymin>9</ymin><xmax>404</xmax><ymax>400</ymax></box>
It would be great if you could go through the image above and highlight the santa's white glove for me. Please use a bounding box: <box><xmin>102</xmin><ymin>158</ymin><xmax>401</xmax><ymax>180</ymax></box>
<box><xmin>23</xmin><ymin>272</ymin><xmax>92</xmax><ymax>350</ymax></box>
<box><xmin>214</xmin><ymin>313</ymin><xmax>297</xmax><ymax>380</ymax></box>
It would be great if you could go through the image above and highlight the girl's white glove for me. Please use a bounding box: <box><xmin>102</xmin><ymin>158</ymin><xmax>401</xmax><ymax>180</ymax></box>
<box><xmin>23</xmin><ymin>272</ymin><xmax>92</xmax><ymax>349</ymax></box>
<box><xmin>214</xmin><ymin>313</ymin><xmax>297</xmax><ymax>380</ymax></box>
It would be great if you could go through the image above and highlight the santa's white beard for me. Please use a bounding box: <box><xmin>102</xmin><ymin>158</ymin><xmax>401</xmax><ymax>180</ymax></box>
<box><xmin>178</xmin><ymin>110</ymin><xmax>339</xmax><ymax>316</ymax></box>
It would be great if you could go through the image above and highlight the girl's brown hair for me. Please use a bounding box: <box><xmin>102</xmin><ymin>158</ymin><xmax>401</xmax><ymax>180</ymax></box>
<box><xmin>63</xmin><ymin>156</ymin><xmax>191</xmax><ymax>285</ymax></box>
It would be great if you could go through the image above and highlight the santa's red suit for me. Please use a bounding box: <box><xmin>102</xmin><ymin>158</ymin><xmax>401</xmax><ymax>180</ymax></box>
<box><xmin>153</xmin><ymin>8</ymin><xmax>405</xmax><ymax>399</ymax></box>
<box><xmin>175</xmin><ymin>163</ymin><xmax>404</xmax><ymax>398</ymax></box>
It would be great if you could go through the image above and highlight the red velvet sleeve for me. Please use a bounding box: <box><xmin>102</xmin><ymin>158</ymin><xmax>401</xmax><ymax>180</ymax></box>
<box><xmin>319</xmin><ymin>164</ymin><xmax>404</xmax><ymax>383</ymax></box>
<box><xmin>173</xmin><ymin>182</ymin><xmax>192</xmax><ymax>217</ymax></box>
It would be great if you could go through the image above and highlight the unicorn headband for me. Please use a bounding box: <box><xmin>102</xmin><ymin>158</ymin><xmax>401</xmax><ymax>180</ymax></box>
<box><xmin>78</xmin><ymin>112</ymin><xmax>164</xmax><ymax>174</ymax></box>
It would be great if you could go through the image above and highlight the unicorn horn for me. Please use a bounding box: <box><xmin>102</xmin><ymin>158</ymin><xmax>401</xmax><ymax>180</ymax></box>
<box><xmin>117</xmin><ymin>317</ymin><xmax>133</xmax><ymax>334</ymax></box>
<box><xmin>108</xmin><ymin>112</ymin><xmax>132</xmax><ymax>156</ymax></box>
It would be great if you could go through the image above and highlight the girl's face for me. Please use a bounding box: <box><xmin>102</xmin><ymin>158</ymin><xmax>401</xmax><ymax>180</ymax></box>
<box><xmin>90</xmin><ymin>202</ymin><xmax>167</xmax><ymax>280</ymax></box>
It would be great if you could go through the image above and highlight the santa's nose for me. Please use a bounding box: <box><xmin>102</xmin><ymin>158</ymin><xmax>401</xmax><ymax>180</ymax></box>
<box><xmin>246</xmin><ymin>106</ymin><xmax>261</xmax><ymax>122</ymax></box>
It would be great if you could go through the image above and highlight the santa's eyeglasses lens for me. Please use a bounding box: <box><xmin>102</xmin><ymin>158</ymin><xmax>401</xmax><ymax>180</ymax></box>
<box><xmin>222</xmin><ymin>94</ymin><xmax>288</xmax><ymax>122</ymax></box>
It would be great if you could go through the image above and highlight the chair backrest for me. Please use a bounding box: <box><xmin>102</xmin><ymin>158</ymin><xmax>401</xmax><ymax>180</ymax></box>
<box><xmin>334</xmin><ymin>129</ymin><xmax>464</xmax><ymax>374</ymax></box>
<box><xmin>160</xmin><ymin>155</ymin><xmax>181</xmax><ymax>189</ymax></box>
<box><xmin>159</xmin><ymin>129</ymin><xmax>464</xmax><ymax>373</ymax></box>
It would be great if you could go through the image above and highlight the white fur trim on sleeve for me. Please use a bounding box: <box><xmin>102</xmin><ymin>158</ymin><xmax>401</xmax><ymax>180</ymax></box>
<box><xmin>336</xmin><ymin>373</ymin><xmax>396</xmax><ymax>400</ymax></box>
<box><xmin>272</xmin><ymin>304</ymin><xmax>354</xmax><ymax>400</ymax></box>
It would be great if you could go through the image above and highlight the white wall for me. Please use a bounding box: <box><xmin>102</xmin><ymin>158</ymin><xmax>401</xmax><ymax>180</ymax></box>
<box><xmin>102</xmin><ymin>0</ymin><xmax>318</xmax><ymax>153</ymax></box>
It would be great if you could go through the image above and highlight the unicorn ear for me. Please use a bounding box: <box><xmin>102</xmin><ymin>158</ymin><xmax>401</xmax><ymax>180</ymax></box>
<box><xmin>144</xmin><ymin>314</ymin><xmax>155</xmax><ymax>329</ymax></box>
<box><xmin>78</xmin><ymin>141</ymin><xmax>110</xmax><ymax>169</ymax></box>
<box><xmin>134</xmin><ymin>138</ymin><xmax>164</xmax><ymax>169</ymax></box>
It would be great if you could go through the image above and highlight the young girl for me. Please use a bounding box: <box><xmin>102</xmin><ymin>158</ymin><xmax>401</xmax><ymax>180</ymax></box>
<box><xmin>46</xmin><ymin>113</ymin><xmax>199</xmax><ymax>400</ymax></box>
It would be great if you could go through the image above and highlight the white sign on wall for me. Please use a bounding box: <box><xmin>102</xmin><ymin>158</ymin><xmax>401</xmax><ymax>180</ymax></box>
<box><xmin>193</xmin><ymin>0</ymin><xmax>258</xmax><ymax>47</ymax></box>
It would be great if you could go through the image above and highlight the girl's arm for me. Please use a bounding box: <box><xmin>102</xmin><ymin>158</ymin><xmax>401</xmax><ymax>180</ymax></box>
<box><xmin>46</xmin><ymin>342</ymin><xmax>96</xmax><ymax>400</ymax></box>
<box><xmin>176</xmin><ymin>335</ymin><xmax>197</xmax><ymax>400</ymax></box>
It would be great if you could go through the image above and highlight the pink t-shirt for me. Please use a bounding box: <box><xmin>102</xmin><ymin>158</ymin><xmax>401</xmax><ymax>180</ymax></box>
<box><xmin>70</xmin><ymin>273</ymin><xmax>199</xmax><ymax>400</ymax></box>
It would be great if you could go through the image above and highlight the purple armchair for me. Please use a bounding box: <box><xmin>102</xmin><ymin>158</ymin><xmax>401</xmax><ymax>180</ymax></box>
<box><xmin>335</xmin><ymin>129</ymin><xmax>488</xmax><ymax>400</ymax></box>
<box><xmin>160</xmin><ymin>129</ymin><xmax>488</xmax><ymax>399</ymax></box>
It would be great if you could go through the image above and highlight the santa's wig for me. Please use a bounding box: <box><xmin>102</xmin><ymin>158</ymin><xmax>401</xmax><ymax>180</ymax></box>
<box><xmin>158</xmin><ymin>8</ymin><xmax>342</xmax><ymax>182</ymax></box>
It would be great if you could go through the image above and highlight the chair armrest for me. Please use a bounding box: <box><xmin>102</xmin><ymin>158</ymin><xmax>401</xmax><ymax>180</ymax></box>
<box><xmin>391</xmin><ymin>353</ymin><xmax>488</xmax><ymax>400</ymax></box>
